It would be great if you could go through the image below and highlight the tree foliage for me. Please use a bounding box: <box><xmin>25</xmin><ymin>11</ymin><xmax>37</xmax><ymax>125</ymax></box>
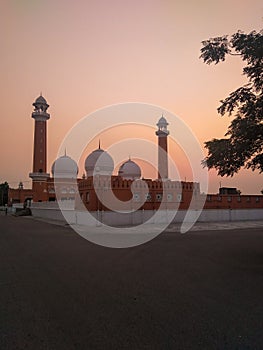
<box><xmin>0</xmin><ymin>182</ymin><xmax>9</xmax><ymax>206</ymax></box>
<box><xmin>200</xmin><ymin>30</ymin><xmax>263</xmax><ymax>176</ymax></box>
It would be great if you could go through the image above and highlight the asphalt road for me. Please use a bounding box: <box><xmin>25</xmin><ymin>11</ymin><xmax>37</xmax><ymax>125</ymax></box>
<box><xmin>0</xmin><ymin>214</ymin><xmax>263</xmax><ymax>350</ymax></box>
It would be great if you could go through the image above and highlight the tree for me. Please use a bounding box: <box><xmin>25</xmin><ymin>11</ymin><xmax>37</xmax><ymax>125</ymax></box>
<box><xmin>0</xmin><ymin>182</ymin><xmax>9</xmax><ymax>206</ymax></box>
<box><xmin>200</xmin><ymin>30</ymin><xmax>263</xmax><ymax>176</ymax></box>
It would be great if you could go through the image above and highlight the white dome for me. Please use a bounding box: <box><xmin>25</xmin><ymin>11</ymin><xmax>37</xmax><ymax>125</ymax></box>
<box><xmin>51</xmin><ymin>155</ymin><xmax>78</xmax><ymax>179</ymax></box>
<box><xmin>118</xmin><ymin>159</ymin><xmax>141</xmax><ymax>180</ymax></box>
<box><xmin>85</xmin><ymin>148</ymin><xmax>114</xmax><ymax>177</ymax></box>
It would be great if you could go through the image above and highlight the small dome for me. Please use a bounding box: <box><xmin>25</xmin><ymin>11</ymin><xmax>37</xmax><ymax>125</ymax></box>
<box><xmin>52</xmin><ymin>155</ymin><xmax>78</xmax><ymax>179</ymax></box>
<box><xmin>85</xmin><ymin>148</ymin><xmax>114</xmax><ymax>177</ymax></box>
<box><xmin>118</xmin><ymin>159</ymin><xmax>141</xmax><ymax>180</ymax></box>
<box><xmin>157</xmin><ymin>115</ymin><xmax>168</xmax><ymax>126</ymax></box>
<box><xmin>33</xmin><ymin>95</ymin><xmax>49</xmax><ymax>112</ymax></box>
<box><xmin>156</xmin><ymin>115</ymin><xmax>169</xmax><ymax>135</ymax></box>
<box><xmin>35</xmin><ymin>95</ymin><xmax>47</xmax><ymax>104</ymax></box>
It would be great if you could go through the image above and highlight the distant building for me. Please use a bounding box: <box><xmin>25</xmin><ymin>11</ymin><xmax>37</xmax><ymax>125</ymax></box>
<box><xmin>219</xmin><ymin>187</ymin><xmax>240</xmax><ymax>195</ymax></box>
<box><xmin>8</xmin><ymin>182</ymin><xmax>33</xmax><ymax>205</ymax></box>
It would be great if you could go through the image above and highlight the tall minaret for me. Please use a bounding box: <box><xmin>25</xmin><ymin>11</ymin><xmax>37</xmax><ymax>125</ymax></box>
<box><xmin>29</xmin><ymin>95</ymin><xmax>50</xmax><ymax>201</ymax></box>
<box><xmin>155</xmin><ymin>116</ymin><xmax>169</xmax><ymax>180</ymax></box>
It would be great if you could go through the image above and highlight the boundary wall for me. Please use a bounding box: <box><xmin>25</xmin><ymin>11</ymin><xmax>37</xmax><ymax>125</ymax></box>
<box><xmin>30</xmin><ymin>202</ymin><xmax>263</xmax><ymax>226</ymax></box>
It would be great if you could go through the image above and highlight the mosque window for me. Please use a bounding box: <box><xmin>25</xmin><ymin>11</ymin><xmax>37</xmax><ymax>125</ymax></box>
<box><xmin>167</xmin><ymin>193</ymin><xmax>173</xmax><ymax>202</ymax></box>
<box><xmin>256</xmin><ymin>197</ymin><xmax>260</xmax><ymax>202</ymax></box>
<box><xmin>207</xmin><ymin>195</ymin><xmax>211</xmax><ymax>201</ymax></box>
<box><xmin>177</xmin><ymin>194</ymin><xmax>182</xmax><ymax>202</ymax></box>
<box><xmin>237</xmin><ymin>196</ymin><xmax>241</xmax><ymax>202</ymax></box>
<box><xmin>246</xmin><ymin>196</ymin><xmax>251</xmax><ymax>202</ymax></box>
<box><xmin>145</xmin><ymin>193</ymin><xmax>152</xmax><ymax>201</ymax></box>
<box><xmin>156</xmin><ymin>193</ymin><xmax>162</xmax><ymax>201</ymax></box>
<box><xmin>227</xmin><ymin>196</ymin><xmax>232</xmax><ymax>202</ymax></box>
<box><xmin>217</xmin><ymin>196</ymin><xmax>222</xmax><ymax>201</ymax></box>
<box><xmin>133</xmin><ymin>193</ymin><xmax>140</xmax><ymax>201</ymax></box>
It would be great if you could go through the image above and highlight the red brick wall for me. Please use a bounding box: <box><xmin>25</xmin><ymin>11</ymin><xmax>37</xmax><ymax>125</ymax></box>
<box><xmin>78</xmin><ymin>177</ymin><xmax>198</xmax><ymax>212</ymax></box>
<box><xmin>8</xmin><ymin>188</ymin><xmax>33</xmax><ymax>205</ymax></box>
<box><xmin>204</xmin><ymin>194</ymin><xmax>263</xmax><ymax>209</ymax></box>
<box><xmin>32</xmin><ymin>181</ymin><xmax>49</xmax><ymax>202</ymax></box>
<box><xmin>78</xmin><ymin>176</ymin><xmax>263</xmax><ymax>212</ymax></box>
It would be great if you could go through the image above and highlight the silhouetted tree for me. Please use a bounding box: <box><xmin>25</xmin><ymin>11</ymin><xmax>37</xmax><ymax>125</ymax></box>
<box><xmin>0</xmin><ymin>182</ymin><xmax>9</xmax><ymax>206</ymax></box>
<box><xmin>200</xmin><ymin>30</ymin><xmax>263</xmax><ymax>176</ymax></box>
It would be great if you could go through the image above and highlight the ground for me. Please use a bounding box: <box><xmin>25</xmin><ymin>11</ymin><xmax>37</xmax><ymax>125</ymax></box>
<box><xmin>0</xmin><ymin>213</ymin><xmax>263</xmax><ymax>349</ymax></box>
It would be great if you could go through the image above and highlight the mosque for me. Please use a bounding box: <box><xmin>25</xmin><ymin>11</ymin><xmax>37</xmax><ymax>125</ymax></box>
<box><xmin>8</xmin><ymin>95</ymin><xmax>263</xmax><ymax>211</ymax></box>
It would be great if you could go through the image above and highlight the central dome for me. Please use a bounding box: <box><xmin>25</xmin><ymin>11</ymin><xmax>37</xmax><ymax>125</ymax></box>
<box><xmin>85</xmin><ymin>148</ymin><xmax>114</xmax><ymax>177</ymax></box>
<box><xmin>118</xmin><ymin>159</ymin><xmax>141</xmax><ymax>180</ymax></box>
<box><xmin>51</xmin><ymin>155</ymin><xmax>78</xmax><ymax>179</ymax></box>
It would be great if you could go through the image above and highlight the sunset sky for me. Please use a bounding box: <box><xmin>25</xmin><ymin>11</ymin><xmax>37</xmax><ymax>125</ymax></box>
<box><xmin>0</xmin><ymin>0</ymin><xmax>262</xmax><ymax>194</ymax></box>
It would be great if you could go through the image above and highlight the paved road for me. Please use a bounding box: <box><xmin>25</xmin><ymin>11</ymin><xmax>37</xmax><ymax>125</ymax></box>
<box><xmin>0</xmin><ymin>214</ymin><xmax>263</xmax><ymax>349</ymax></box>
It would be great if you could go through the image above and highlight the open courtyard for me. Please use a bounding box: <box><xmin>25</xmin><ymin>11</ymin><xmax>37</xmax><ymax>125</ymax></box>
<box><xmin>0</xmin><ymin>214</ymin><xmax>263</xmax><ymax>349</ymax></box>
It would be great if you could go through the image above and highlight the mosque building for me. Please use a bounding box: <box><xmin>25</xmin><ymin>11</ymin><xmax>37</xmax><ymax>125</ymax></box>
<box><xmin>8</xmin><ymin>95</ymin><xmax>263</xmax><ymax>211</ymax></box>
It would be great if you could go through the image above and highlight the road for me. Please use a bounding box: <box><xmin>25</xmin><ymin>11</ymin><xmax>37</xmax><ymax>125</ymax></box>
<box><xmin>0</xmin><ymin>214</ymin><xmax>263</xmax><ymax>349</ymax></box>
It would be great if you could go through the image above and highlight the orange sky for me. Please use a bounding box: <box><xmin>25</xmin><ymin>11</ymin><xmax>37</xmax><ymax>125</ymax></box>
<box><xmin>0</xmin><ymin>0</ymin><xmax>262</xmax><ymax>194</ymax></box>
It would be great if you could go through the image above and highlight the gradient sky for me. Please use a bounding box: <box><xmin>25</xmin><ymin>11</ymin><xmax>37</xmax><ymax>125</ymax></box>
<box><xmin>0</xmin><ymin>0</ymin><xmax>262</xmax><ymax>194</ymax></box>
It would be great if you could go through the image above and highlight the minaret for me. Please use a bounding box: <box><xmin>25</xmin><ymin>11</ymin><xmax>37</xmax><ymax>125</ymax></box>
<box><xmin>155</xmin><ymin>116</ymin><xmax>169</xmax><ymax>180</ymax></box>
<box><xmin>29</xmin><ymin>95</ymin><xmax>50</xmax><ymax>201</ymax></box>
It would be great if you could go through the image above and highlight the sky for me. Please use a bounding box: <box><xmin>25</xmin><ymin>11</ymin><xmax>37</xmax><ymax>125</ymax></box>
<box><xmin>0</xmin><ymin>0</ymin><xmax>262</xmax><ymax>194</ymax></box>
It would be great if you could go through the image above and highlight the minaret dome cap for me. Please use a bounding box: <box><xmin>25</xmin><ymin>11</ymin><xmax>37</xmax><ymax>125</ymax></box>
<box><xmin>157</xmin><ymin>115</ymin><xmax>169</xmax><ymax>126</ymax></box>
<box><xmin>32</xmin><ymin>94</ymin><xmax>49</xmax><ymax>113</ymax></box>
<box><xmin>34</xmin><ymin>95</ymin><xmax>47</xmax><ymax>104</ymax></box>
